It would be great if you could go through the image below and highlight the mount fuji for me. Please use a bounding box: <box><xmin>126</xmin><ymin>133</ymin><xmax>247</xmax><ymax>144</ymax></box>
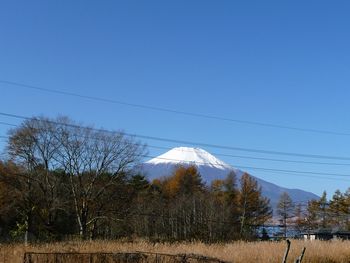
<box><xmin>141</xmin><ymin>147</ymin><xmax>319</xmax><ymax>211</ymax></box>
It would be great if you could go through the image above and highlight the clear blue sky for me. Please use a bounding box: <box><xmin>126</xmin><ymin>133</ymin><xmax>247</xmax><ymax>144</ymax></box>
<box><xmin>1</xmin><ymin>0</ymin><xmax>350</xmax><ymax>197</ymax></box>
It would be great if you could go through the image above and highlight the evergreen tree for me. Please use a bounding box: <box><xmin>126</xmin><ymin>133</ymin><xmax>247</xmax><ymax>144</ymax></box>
<box><xmin>294</xmin><ymin>203</ymin><xmax>306</xmax><ymax>234</ymax></box>
<box><xmin>344</xmin><ymin>188</ymin><xmax>350</xmax><ymax>230</ymax></box>
<box><xmin>329</xmin><ymin>190</ymin><xmax>348</xmax><ymax>229</ymax></box>
<box><xmin>277</xmin><ymin>192</ymin><xmax>294</xmax><ymax>238</ymax></box>
<box><xmin>306</xmin><ymin>199</ymin><xmax>320</xmax><ymax>230</ymax></box>
<box><xmin>318</xmin><ymin>191</ymin><xmax>329</xmax><ymax>229</ymax></box>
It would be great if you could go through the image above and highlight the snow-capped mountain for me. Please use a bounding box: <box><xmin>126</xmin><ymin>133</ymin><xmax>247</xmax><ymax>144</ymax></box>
<box><xmin>144</xmin><ymin>147</ymin><xmax>236</xmax><ymax>182</ymax></box>
<box><xmin>142</xmin><ymin>147</ymin><xmax>319</xmax><ymax>211</ymax></box>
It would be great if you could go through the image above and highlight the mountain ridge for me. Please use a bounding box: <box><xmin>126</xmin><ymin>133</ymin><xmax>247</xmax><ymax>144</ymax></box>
<box><xmin>142</xmin><ymin>147</ymin><xmax>319</xmax><ymax>210</ymax></box>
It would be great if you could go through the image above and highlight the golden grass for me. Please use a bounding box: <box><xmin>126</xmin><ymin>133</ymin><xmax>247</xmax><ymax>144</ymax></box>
<box><xmin>1</xmin><ymin>239</ymin><xmax>350</xmax><ymax>263</ymax></box>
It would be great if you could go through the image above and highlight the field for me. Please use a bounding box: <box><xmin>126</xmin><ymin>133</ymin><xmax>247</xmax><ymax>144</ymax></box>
<box><xmin>1</xmin><ymin>239</ymin><xmax>350</xmax><ymax>263</ymax></box>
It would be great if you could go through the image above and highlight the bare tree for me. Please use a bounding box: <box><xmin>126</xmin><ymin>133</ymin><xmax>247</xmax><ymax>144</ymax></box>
<box><xmin>6</xmin><ymin>117</ymin><xmax>63</xmax><ymax>243</ymax></box>
<box><xmin>5</xmin><ymin>116</ymin><xmax>146</xmax><ymax>240</ymax></box>
<box><xmin>55</xmin><ymin>118</ymin><xmax>146</xmax><ymax>239</ymax></box>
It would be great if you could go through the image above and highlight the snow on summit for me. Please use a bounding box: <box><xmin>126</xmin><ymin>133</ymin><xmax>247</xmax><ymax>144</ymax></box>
<box><xmin>146</xmin><ymin>147</ymin><xmax>232</xmax><ymax>170</ymax></box>
<box><xmin>143</xmin><ymin>147</ymin><xmax>240</xmax><ymax>183</ymax></box>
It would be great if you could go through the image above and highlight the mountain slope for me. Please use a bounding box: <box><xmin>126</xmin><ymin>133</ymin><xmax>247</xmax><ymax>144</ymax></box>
<box><xmin>142</xmin><ymin>147</ymin><xmax>319</xmax><ymax>210</ymax></box>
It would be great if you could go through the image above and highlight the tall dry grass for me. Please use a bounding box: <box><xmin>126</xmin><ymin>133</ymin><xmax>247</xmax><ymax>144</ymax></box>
<box><xmin>0</xmin><ymin>239</ymin><xmax>350</xmax><ymax>263</ymax></box>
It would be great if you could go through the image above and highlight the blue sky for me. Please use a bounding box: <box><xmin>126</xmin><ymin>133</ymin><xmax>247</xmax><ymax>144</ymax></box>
<box><xmin>1</xmin><ymin>0</ymin><xmax>350</xmax><ymax>197</ymax></box>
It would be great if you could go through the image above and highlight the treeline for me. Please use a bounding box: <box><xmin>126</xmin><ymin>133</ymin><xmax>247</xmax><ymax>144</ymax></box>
<box><xmin>2</xmin><ymin>116</ymin><xmax>348</xmax><ymax>243</ymax></box>
<box><xmin>297</xmin><ymin>190</ymin><xmax>350</xmax><ymax>232</ymax></box>
<box><xmin>0</xmin><ymin>116</ymin><xmax>272</xmax><ymax>242</ymax></box>
<box><xmin>129</xmin><ymin>167</ymin><xmax>272</xmax><ymax>241</ymax></box>
<box><xmin>275</xmin><ymin>189</ymin><xmax>350</xmax><ymax>238</ymax></box>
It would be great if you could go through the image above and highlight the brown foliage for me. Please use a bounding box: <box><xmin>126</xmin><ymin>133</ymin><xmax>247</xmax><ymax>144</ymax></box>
<box><xmin>162</xmin><ymin>165</ymin><xmax>204</xmax><ymax>198</ymax></box>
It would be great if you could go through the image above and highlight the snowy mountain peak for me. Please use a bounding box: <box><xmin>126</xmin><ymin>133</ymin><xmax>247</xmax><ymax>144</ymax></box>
<box><xmin>146</xmin><ymin>147</ymin><xmax>232</xmax><ymax>170</ymax></box>
<box><xmin>142</xmin><ymin>147</ymin><xmax>319</xmax><ymax>212</ymax></box>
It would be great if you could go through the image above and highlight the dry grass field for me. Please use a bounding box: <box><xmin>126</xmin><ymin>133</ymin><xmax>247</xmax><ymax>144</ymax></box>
<box><xmin>1</xmin><ymin>239</ymin><xmax>350</xmax><ymax>263</ymax></box>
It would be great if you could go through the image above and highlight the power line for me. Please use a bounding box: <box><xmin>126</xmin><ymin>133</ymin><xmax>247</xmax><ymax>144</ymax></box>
<box><xmin>2</xmin><ymin>111</ymin><xmax>350</xmax><ymax>161</ymax></box>
<box><xmin>0</xmin><ymin>121</ymin><xmax>17</xmax><ymax>127</ymax></box>
<box><xmin>142</xmin><ymin>155</ymin><xmax>350</xmax><ymax>181</ymax></box>
<box><xmin>147</xmin><ymin>145</ymin><xmax>350</xmax><ymax>167</ymax></box>
<box><xmin>1</xmin><ymin>111</ymin><xmax>350</xmax><ymax>180</ymax></box>
<box><xmin>233</xmin><ymin>167</ymin><xmax>350</xmax><ymax>182</ymax></box>
<box><xmin>0</xmin><ymin>131</ymin><xmax>348</xmax><ymax>181</ymax></box>
<box><xmin>1</xmin><ymin>121</ymin><xmax>350</xmax><ymax>167</ymax></box>
<box><xmin>121</xmin><ymin>134</ymin><xmax>350</xmax><ymax>161</ymax></box>
<box><xmin>1</xmin><ymin>79</ymin><xmax>350</xmax><ymax>136</ymax></box>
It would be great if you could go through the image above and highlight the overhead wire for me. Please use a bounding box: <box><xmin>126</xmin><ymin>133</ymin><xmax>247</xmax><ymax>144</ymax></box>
<box><xmin>1</xmin><ymin>79</ymin><xmax>350</xmax><ymax>136</ymax></box>
<box><xmin>1</xmin><ymin>111</ymin><xmax>350</xmax><ymax>161</ymax></box>
<box><xmin>142</xmin><ymin>155</ymin><xmax>350</xmax><ymax>181</ymax></box>
<box><xmin>0</xmin><ymin>112</ymin><xmax>350</xmax><ymax>182</ymax></box>
<box><xmin>147</xmin><ymin>145</ymin><xmax>350</xmax><ymax>167</ymax></box>
<box><xmin>0</xmin><ymin>131</ymin><xmax>349</xmax><ymax>181</ymax></box>
<box><xmin>1</xmin><ymin>122</ymin><xmax>350</xmax><ymax>167</ymax></box>
<box><xmin>1</xmin><ymin>119</ymin><xmax>350</xmax><ymax>167</ymax></box>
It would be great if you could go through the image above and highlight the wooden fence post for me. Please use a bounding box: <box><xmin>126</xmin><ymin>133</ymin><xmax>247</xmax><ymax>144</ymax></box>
<box><xmin>282</xmin><ymin>239</ymin><xmax>291</xmax><ymax>263</ymax></box>
<box><xmin>23</xmin><ymin>252</ymin><xmax>32</xmax><ymax>263</ymax></box>
<box><xmin>294</xmin><ymin>247</ymin><xmax>306</xmax><ymax>263</ymax></box>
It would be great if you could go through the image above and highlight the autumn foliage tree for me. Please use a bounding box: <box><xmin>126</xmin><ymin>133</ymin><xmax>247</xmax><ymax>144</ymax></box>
<box><xmin>237</xmin><ymin>173</ymin><xmax>272</xmax><ymax>239</ymax></box>
<box><xmin>162</xmin><ymin>165</ymin><xmax>204</xmax><ymax>198</ymax></box>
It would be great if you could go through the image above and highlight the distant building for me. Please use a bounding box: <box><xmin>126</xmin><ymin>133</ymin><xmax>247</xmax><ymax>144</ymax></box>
<box><xmin>302</xmin><ymin>229</ymin><xmax>350</xmax><ymax>240</ymax></box>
